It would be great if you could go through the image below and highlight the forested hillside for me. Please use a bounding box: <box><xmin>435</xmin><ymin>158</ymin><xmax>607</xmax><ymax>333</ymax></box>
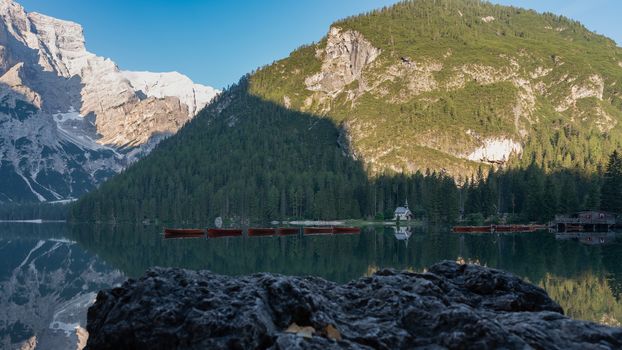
<box><xmin>251</xmin><ymin>0</ymin><xmax>622</xmax><ymax>175</ymax></box>
<box><xmin>70</xmin><ymin>80</ymin><xmax>458</xmax><ymax>223</ymax></box>
<box><xmin>71</xmin><ymin>0</ymin><xmax>622</xmax><ymax>222</ymax></box>
<box><xmin>69</xmin><ymin>76</ymin><xmax>622</xmax><ymax>223</ymax></box>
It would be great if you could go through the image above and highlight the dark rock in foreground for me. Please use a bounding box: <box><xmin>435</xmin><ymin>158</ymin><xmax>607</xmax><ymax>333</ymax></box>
<box><xmin>85</xmin><ymin>261</ymin><xmax>622</xmax><ymax>349</ymax></box>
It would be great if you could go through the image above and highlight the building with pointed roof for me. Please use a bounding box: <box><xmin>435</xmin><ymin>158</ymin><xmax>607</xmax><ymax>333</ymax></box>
<box><xmin>394</xmin><ymin>199</ymin><xmax>413</xmax><ymax>221</ymax></box>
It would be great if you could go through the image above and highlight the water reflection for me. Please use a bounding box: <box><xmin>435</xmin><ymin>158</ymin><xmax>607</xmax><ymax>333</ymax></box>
<box><xmin>2</xmin><ymin>224</ymin><xmax>622</xmax><ymax>348</ymax></box>
<box><xmin>393</xmin><ymin>226</ymin><xmax>412</xmax><ymax>246</ymax></box>
<box><xmin>68</xmin><ymin>224</ymin><xmax>622</xmax><ymax>326</ymax></box>
<box><xmin>555</xmin><ymin>232</ymin><xmax>617</xmax><ymax>246</ymax></box>
<box><xmin>69</xmin><ymin>224</ymin><xmax>622</xmax><ymax>281</ymax></box>
<box><xmin>0</xmin><ymin>224</ymin><xmax>124</xmax><ymax>350</ymax></box>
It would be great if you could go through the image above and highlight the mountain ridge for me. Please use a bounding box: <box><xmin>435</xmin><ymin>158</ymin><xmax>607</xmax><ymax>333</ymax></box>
<box><xmin>71</xmin><ymin>0</ymin><xmax>622</xmax><ymax>222</ymax></box>
<box><xmin>0</xmin><ymin>0</ymin><xmax>219</xmax><ymax>203</ymax></box>
<box><xmin>250</xmin><ymin>0</ymin><xmax>622</xmax><ymax>176</ymax></box>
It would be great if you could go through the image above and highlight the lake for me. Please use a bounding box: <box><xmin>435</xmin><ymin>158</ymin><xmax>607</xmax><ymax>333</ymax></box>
<box><xmin>1</xmin><ymin>223</ymin><xmax>621</xmax><ymax>349</ymax></box>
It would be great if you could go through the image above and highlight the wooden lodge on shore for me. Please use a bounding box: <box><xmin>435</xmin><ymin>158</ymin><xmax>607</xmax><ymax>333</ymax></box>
<box><xmin>550</xmin><ymin>211</ymin><xmax>616</xmax><ymax>233</ymax></box>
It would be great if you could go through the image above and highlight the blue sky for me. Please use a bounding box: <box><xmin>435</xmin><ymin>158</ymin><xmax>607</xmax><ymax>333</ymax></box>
<box><xmin>17</xmin><ymin>0</ymin><xmax>622</xmax><ymax>89</ymax></box>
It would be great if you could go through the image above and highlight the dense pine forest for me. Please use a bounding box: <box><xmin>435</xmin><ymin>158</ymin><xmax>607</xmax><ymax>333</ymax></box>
<box><xmin>69</xmin><ymin>78</ymin><xmax>622</xmax><ymax>224</ymax></box>
<box><xmin>462</xmin><ymin>151</ymin><xmax>622</xmax><ymax>223</ymax></box>
<box><xmin>0</xmin><ymin>202</ymin><xmax>68</xmax><ymax>221</ymax></box>
<box><xmin>69</xmin><ymin>0</ymin><xmax>622</xmax><ymax>224</ymax></box>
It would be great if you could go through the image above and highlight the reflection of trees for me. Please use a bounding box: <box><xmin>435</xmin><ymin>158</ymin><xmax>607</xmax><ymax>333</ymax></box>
<box><xmin>70</xmin><ymin>224</ymin><xmax>385</xmax><ymax>282</ymax></box>
<box><xmin>540</xmin><ymin>274</ymin><xmax>622</xmax><ymax>326</ymax></box>
<box><xmin>601</xmin><ymin>241</ymin><xmax>622</xmax><ymax>299</ymax></box>
<box><xmin>0</xmin><ymin>223</ymin><xmax>66</xmax><ymax>240</ymax></box>
<box><xmin>68</xmin><ymin>224</ymin><xmax>622</xmax><ymax>324</ymax></box>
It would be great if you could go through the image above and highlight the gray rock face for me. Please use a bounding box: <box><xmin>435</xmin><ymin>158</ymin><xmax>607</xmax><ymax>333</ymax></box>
<box><xmin>0</xmin><ymin>0</ymin><xmax>219</xmax><ymax>202</ymax></box>
<box><xmin>85</xmin><ymin>261</ymin><xmax>622</xmax><ymax>349</ymax></box>
<box><xmin>305</xmin><ymin>27</ymin><xmax>380</xmax><ymax>96</ymax></box>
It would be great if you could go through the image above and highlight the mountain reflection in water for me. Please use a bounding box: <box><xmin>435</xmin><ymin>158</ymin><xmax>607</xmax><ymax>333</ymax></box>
<box><xmin>1</xmin><ymin>224</ymin><xmax>621</xmax><ymax>348</ymax></box>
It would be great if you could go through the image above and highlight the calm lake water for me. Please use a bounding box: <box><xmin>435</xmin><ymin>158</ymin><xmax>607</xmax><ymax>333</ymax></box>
<box><xmin>1</xmin><ymin>223</ymin><xmax>621</xmax><ymax>349</ymax></box>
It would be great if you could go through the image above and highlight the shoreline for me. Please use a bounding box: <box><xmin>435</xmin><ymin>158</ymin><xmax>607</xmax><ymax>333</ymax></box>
<box><xmin>0</xmin><ymin>219</ymin><xmax>67</xmax><ymax>223</ymax></box>
<box><xmin>282</xmin><ymin>219</ymin><xmax>425</xmax><ymax>226</ymax></box>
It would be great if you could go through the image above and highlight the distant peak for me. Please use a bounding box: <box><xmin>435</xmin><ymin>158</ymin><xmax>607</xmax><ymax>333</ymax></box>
<box><xmin>28</xmin><ymin>11</ymin><xmax>83</xmax><ymax>30</ymax></box>
<box><xmin>0</xmin><ymin>0</ymin><xmax>19</xmax><ymax>9</ymax></box>
<box><xmin>0</xmin><ymin>0</ymin><xmax>26</xmax><ymax>17</ymax></box>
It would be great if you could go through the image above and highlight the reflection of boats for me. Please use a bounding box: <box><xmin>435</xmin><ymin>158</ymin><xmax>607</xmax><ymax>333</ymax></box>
<box><xmin>580</xmin><ymin>236</ymin><xmax>611</xmax><ymax>245</ymax></box>
<box><xmin>333</xmin><ymin>227</ymin><xmax>361</xmax><ymax>234</ymax></box>
<box><xmin>303</xmin><ymin>227</ymin><xmax>333</xmax><ymax>235</ymax></box>
<box><xmin>452</xmin><ymin>225</ymin><xmax>544</xmax><ymax>233</ymax></box>
<box><xmin>555</xmin><ymin>232</ymin><xmax>616</xmax><ymax>245</ymax></box>
<box><xmin>248</xmin><ymin>228</ymin><xmax>277</xmax><ymax>237</ymax></box>
<box><xmin>207</xmin><ymin>228</ymin><xmax>243</xmax><ymax>238</ymax></box>
<box><xmin>277</xmin><ymin>227</ymin><xmax>300</xmax><ymax>235</ymax></box>
<box><xmin>163</xmin><ymin>228</ymin><xmax>205</xmax><ymax>238</ymax></box>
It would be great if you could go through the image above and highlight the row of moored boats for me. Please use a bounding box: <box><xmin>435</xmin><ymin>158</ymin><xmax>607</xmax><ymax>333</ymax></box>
<box><xmin>164</xmin><ymin>226</ymin><xmax>360</xmax><ymax>239</ymax></box>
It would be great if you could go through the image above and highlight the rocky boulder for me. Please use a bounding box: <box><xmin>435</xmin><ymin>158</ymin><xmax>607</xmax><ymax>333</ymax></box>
<box><xmin>85</xmin><ymin>261</ymin><xmax>622</xmax><ymax>349</ymax></box>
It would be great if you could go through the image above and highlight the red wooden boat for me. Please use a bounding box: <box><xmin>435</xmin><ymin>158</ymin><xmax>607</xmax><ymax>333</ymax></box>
<box><xmin>163</xmin><ymin>228</ymin><xmax>205</xmax><ymax>238</ymax></box>
<box><xmin>207</xmin><ymin>228</ymin><xmax>243</xmax><ymax>238</ymax></box>
<box><xmin>333</xmin><ymin>227</ymin><xmax>361</xmax><ymax>234</ymax></box>
<box><xmin>452</xmin><ymin>226</ymin><xmax>493</xmax><ymax>233</ymax></box>
<box><xmin>493</xmin><ymin>225</ymin><xmax>537</xmax><ymax>233</ymax></box>
<box><xmin>277</xmin><ymin>227</ymin><xmax>299</xmax><ymax>236</ymax></box>
<box><xmin>304</xmin><ymin>227</ymin><xmax>333</xmax><ymax>235</ymax></box>
<box><xmin>248</xmin><ymin>228</ymin><xmax>277</xmax><ymax>236</ymax></box>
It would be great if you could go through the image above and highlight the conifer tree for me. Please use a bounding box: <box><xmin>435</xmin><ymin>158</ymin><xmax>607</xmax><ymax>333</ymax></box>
<box><xmin>601</xmin><ymin>151</ymin><xmax>622</xmax><ymax>213</ymax></box>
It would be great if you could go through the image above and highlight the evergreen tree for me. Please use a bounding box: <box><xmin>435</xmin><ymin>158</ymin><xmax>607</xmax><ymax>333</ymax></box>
<box><xmin>558</xmin><ymin>176</ymin><xmax>579</xmax><ymax>215</ymax></box>
<box><xmin>601</xmin><ymin>150</ymin><xmax>622</xmax><ymax>213</ymax></box>
<box><xmin>541</xmin><ymin>177</ymin><xmax>558</xmax><ymax>221</ymax></box>
<box><xmin>585</xmin><ymin>177</ymin><xmax>601</xmax><ymax>211</ymax></box>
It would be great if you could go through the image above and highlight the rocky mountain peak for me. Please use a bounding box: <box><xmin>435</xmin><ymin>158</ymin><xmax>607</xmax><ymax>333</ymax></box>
<box><xmin>0</xmin><ymin>0</ymin><xmax>219</xmax><ymax>202</ymax></box>
<box><xmin>27</xmin><ymin>11</ymin><xmax>88</xmax><ymax>78</ymax></box>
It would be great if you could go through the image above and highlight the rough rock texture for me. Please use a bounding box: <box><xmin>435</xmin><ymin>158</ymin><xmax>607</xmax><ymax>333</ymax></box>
<box><xmin>305</xmin><ymin>27</ymin><xmax>381</xmax><ymax>96</ymax></box>
<box><xmin>466</xmin><ymin>137</ymin><xmax>523</xmax><ymax>163</ymax></box>
<box><xmin>122</xmin><ymin>70</ymin><xmax>217</xmax><ymax>118</ymax></box>
<box><xmin>85</xmin><ymin>261</ymin><xmax>622</xmax><ymax>350</ymax></box>
<box><xmin>0</xmin><ymin>0</ymin><xmax>219</xmax><ymax>202</ymax></box>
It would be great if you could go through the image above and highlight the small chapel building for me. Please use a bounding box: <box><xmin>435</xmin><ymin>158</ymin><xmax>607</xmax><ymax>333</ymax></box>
<box><xmin>394</xmin><ymin>200</ymin><xmax>413</xmax><ymax>221</ymax></box>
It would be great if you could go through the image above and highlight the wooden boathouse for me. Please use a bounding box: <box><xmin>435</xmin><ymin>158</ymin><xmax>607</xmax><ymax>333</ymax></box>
<box><xmin>550</xmin><ymin>211</ymin><xmax>616</xmax><ymax>233</ymax></box>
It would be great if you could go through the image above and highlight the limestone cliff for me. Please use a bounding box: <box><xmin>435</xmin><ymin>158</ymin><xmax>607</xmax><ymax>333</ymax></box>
<box><xmin>0</xmin><ymin>0</ymin><xmax>219</xmax><ymax>202</ymax></box>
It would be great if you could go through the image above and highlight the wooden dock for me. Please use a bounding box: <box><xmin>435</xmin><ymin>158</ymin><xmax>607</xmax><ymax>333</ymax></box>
<box><xmin>550</xmin><ymin>211</ymin><xmax>616</xmax><ymax>233</ymax></box>
<box><xmin>452</xmin><ymin>224</ymin><xmax>546</xmax><ymax>234</ymax></box>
